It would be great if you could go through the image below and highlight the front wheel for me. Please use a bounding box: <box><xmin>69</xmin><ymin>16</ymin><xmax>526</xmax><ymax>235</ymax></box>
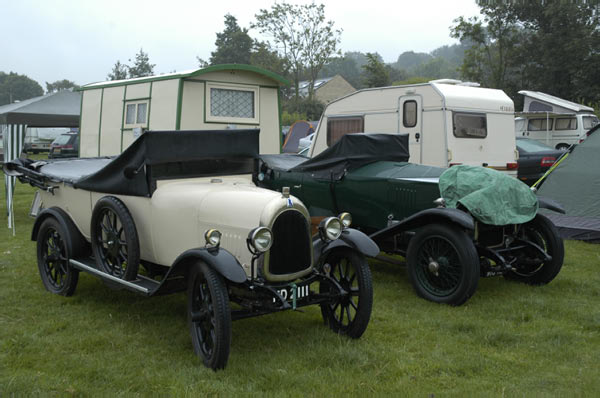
<box><xmin>36</xmin><ymin>217</ymin><xmax>79</xmax><ymax>296</ymax></box>
<box><xmin>319</xmin><ymin>248</ymin><xmax>373</xmax><ymax>338</ymax></box>
<box><xmin>188</xmin><ymin>262</ymin><xmax>232</xmax><ymax>370</ymax></box>
<box><xmin>504</xmin><ymin>214</ymin><xmax>564</xmax><ymax>285</ymax></box>
<box><xmin>406</xmin><ymin>224</ymin><xmax>479</xmax><ymax>306</ymax></box>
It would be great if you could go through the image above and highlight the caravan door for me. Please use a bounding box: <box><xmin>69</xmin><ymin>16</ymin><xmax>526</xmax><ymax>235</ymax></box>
<box><xmin>398</xmin><ymin>95</ymin><xmax>422</xmax><ymax>163</ymax></box>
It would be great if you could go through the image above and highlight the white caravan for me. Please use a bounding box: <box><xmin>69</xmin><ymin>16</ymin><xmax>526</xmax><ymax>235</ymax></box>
<box><xmin>515</xmin><ymin>90</ymin><xmax>599</xmax><ymax>150</ymax></box>
<box><xmin>310</xmin><ymin>80</ymin><xmax>518</xmax><ymax>174</ymax></box>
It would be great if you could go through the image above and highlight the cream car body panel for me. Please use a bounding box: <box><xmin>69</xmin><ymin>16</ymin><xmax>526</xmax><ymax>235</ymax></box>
<box><xmin>37</xmin><ymin>176</ymin><xmax>310</xmax><ymax>278</ymax></box>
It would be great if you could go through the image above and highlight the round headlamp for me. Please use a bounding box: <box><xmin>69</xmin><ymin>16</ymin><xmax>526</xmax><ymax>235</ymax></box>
<box><xmin>338</xmin><ymin>212</ymin><xmax>352</xmax><ymax>228</ymax></box>
<box><xmin>319</xmin><ymin>217</ymin><xmax>343</xmax><ymax>241</ymax></box>
<box><xmin>204</xmin><ymin>229</ymin><xmax>222</xmax><ymax>247</ymax></box>
<box><xmin>248</xmin><ymin>226</ymin><xmax>273</xmax><ymax>253</ymax></box>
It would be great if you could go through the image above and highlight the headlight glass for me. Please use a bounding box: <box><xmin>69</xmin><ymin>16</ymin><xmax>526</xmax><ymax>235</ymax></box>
<box><xmin>320</xmin><ymin>217</ymin><xmax>342</xmax><ymax>241</ymax></box>
<box><xmin>205</xmin><ymin>229</ymin><xmax>222</xmax><ymax>246</ymax></box>
<box><xmin>338</xmin><ymin>212</ymin><xmax>352</xmax><ymax>228</ymax></box>
<box><xmin>248</xmin><ymin>226</ymin><xmax>273</xmax><ymax>253</ymax></box>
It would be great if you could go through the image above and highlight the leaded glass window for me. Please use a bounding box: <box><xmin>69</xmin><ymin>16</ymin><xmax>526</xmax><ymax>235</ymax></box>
<box><xmin>210</xmin><ymin>88</ymin><xmax>255</xmax><ymax>118</ymax></box>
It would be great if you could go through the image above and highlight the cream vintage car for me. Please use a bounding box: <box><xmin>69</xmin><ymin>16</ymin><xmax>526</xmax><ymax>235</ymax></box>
<box><xmin>4</xmin><ymin>129</ymin><xmax>378</xmax><ymax>370</ymax></box>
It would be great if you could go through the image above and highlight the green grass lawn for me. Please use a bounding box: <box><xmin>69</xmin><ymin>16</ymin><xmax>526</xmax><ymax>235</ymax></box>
<box><xmin>1</xmin><ymin>181</ymin><xmax>599</xmax><ymax>395</ymax></box>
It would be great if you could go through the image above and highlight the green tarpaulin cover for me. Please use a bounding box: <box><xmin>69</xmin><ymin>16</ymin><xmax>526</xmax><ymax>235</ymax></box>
<box><xmin>439</xmin><ymin>165</ymin><xmax>538</xmax><ymax>225</ymax></box>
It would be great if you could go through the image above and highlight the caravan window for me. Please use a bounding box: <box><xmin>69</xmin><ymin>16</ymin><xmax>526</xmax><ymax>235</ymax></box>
<box><xmin>403</xmin><ymin>100</ymin><xmax>417</xmax><ymax>128</ymax></box>
<box><xmin>452</xmin><ymin>112</ymin><xmax>487</xmax><ymax>138</ymax></box>
<box><xmin>555</xmin><ymin>118</ymin><xmax>577</xmax><ymax>131</ymax></box>
<box><xmin>528</xmin><ymin>118</ymin><xmax>553</xmax><ymax>131</ymax></box>
<box><xmin>327</xmin><ymin>116</ymin><xmax>364</xmax><ymax>146</ymax></box>
<box><xmin>206</xmin><ymin>83</ymin><xmax>259</xmax><ymax>124</ymax></box>
<box><xmin>124</xmin><ymin>101</ymin><xmax>149</xmax><ymax>128</ymax></box>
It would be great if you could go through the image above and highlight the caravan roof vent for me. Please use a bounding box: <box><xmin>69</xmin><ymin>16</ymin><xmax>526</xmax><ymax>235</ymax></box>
<box><xmin>429</xmin><ymin>79</ymin><xmax>462</xmax><ymax>85</ymax></box>
<box><xmin>457</xmin><ymin>81</ymin><xmax>481</xmax><ymax>87</ymax></box>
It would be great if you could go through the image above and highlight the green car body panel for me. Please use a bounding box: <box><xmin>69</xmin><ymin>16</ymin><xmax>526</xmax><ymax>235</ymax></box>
<box><xmin>263</xmin><ymin>161</ymin><xmax>444</xmax><ymax>233</ymax></box>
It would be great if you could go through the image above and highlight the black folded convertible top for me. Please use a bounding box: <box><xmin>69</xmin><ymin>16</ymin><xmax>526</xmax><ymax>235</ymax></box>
<box><xmin>5</xmin><ymin>129</ymin><xmax>260</xmax><ymax>197</ymax></box>
<box><xmin>261</xmin><ymin>133</ymin><xmax>409</xmax><ymax>180</ymax></box>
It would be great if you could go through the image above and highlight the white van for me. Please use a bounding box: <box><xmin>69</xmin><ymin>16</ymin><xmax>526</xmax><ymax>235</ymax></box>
<box><xmin>516</xmin><ymin>90</ymin><xmax>599</xmax><ymax>149</ymax></box>
<box><xmin>309</xmin><ymin>80</ymin><xmax>518</xmax><ymax>174</ymax></box>
<box><xmin>515</xmin><ymin>113</ymin><xmax>599</xmax><ymax>150</ymax></box>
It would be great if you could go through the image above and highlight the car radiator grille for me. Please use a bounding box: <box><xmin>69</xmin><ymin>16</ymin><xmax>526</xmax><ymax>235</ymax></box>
<box><xmin>268</xmin><ymin>210</ymin><xmax>311</xmax><ymax>276</ymax></box>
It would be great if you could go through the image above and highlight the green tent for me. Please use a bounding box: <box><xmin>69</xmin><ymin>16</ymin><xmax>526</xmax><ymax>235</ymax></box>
<box><xmin>537</xmin><ymin>124</ymin><xmax>600</xmax><ymax>241</ymax></box>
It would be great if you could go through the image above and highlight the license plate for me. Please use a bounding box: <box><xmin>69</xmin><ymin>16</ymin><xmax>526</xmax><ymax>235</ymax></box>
<box><xmin>54</xmin><ymin>148</ymin><xmax>61</xmax><ymax>153</ymax></box>
<box><xmin>273</xmin><ymin>282</ymin><xmax>311</xmax><ymax>303</ymax></box>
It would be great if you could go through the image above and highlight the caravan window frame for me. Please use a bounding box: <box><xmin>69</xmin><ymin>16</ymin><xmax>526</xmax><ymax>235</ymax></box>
<box><xmin>403</xmin><ymin>100</ymin><xmax>418</xmax><ymax>128</ymax></box>
<box><xmin>124</xmin><ymin>100</ymin><xmax>149</xmax><ymax>128</ymax></box>
<box><xmin>326</xmin><ymin>116</ymin><xmax>364</xmax><ymax>146</ymax></box>
<box><xmin>452</xmin><ymin>112</ymin><xmax>487</xmax><ymax>139</ymax></box>
<box><xmin>205</xmin><ymin>83</ymin><xmax>260</xmax><ymax>125</ymax></box>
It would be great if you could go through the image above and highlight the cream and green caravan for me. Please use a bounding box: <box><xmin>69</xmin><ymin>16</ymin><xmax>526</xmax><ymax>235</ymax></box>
<box><xmin>78</xmin><ymin>64</ymin><xmax>288</xmax><ymax>157</ymax></box>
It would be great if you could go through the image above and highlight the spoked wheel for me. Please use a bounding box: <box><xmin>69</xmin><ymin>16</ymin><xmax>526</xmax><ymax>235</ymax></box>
<box><xmin>407</xmin><ymin>224</ymin><xmax>479</xmax><ymax>306</ymax></box>
<box><xmin>505</xmin><ymin>214</ymin><xmax>564</xmax><ymax>285</ymax></box>
<box><xmin>91</xmin><ymin>196</ymin><xmax>140</xmax><ymax>281</ymax></box>
<box><xmin>188</xmin><ymin>262</ymin><xmax>231</xmax><ymax>370</ymax></box>
<box><xmin>319</xmin><ymin>248</ymin><xmax>373</xmax><ymax>338</ymax></box>
<box><xmin>36</xmin><ymin>218</ymin><xmax>79</xmax><ymax>296</ymax></box>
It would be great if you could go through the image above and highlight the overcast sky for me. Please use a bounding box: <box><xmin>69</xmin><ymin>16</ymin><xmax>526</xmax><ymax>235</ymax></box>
<box><xmin>1</xmin><ymin>0</ymin><xmax>482</xmax><ymax>88</ymax></box>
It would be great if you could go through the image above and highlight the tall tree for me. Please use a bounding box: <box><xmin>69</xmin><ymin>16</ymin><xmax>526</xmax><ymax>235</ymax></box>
<box><xmin>451</xmin><ymin>5</ymin><xmax>522</xmax><ymax>91</ymax></box>
<box><xmin>209</xmin><ymin>14</ymin><xmax>253</xmax><ymax>65</ymax></box>
<box><xmin>107</xmin><ymin>61</ymin><xmax>128</xmax><ymax>81</ymax></box>
<box><xmin>250</xmin><ymin>41</ymin><xmax>289</xmax><ymax>77</ymax></box>
<box><xmin>362</xmin><ymin>53</ymin><xmax>389</xmax><ymax>88</ymax></box>
<box><xmin>45</xmin><ymin>79</ymin><xmax>79</xmax><ymax>93</ymax></box>
<box><xmin>0</xmin><ymin>72</ymin><xmax>44</xmax><ymax>105</ymax></box>
<box><xmin>452</xmin><ymin>1</ymin><xmax>600</xmax><ymax>105</ymax></box>
<box><xmin>128</xmin><ymin>49</ymin><xmax>155</xmax><ymax>78</ymax></box>
<box><xmin>253</xmin><ymin>2</ymin><xmax>341</xmax><ymax>100</ymax></box>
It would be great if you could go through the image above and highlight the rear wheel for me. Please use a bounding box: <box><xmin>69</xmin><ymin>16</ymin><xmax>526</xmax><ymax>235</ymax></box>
<box><xmin>188</xmin><ymin>262</ymin><xmax>231</xmax><ymax>370</ymax></box>
<box><xmin>319</xmin><ymin>248</ymin><xmax>373</xmax><ymax>338</ymax></box>
<box><xmin>504</xmin><ymin>214</ymin><xmax>564</xmax><ymax>285</ymax></box>
<box><xmin>406</xmin><ymin>224</ymin><xmax>479</xmax><ymax>306</ymax></box>
<box><xmin>36</xmin><ymin>218</ymin><xmax>79</xmax><ymax>296</ymax></box>
<box><xmin>555</xmin><ymin>143</ymin><xmax>570</xmax><ymax>151</ymax></box>
<box><xmin>90</xmin><ymin>196</ymin><xmax>140</xmax><ymax>280</ymax></box>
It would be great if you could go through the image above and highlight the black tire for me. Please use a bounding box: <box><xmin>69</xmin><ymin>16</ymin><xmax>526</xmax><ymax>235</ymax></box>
<box><xmin>406</xmin><ymin>223</ymin><xmax>479</xmax><ymax>306</ymax></box>
<box><xmin>188</xmin><ymin>262</ymin><xmax>231</xmax><ymax>370</ymax></box>
<box><xmin>90</xmin><ymin>196</ymin><xmax>140</xmax><ymax>281</ymax></box>
<box><xmin>319</xmin><ymin>248</ymin><xmax>373</xmax><ymax>338</ymax></box>
<box><xmin>36</xmin><ymin>217</ymin><xmax>79</xmax><ymax>296</ymax></box>
<box><xmin>504</xmin><ymin>214</ymin><xmax>564</xmax><ymax>285</ymax></box>
<box><xmin>555</xmin><ymin>143</ymin><xmax>570</xmax><ymax>151</ymax></box>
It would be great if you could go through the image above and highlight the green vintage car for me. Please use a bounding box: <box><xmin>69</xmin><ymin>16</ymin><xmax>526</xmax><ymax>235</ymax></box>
<box><xmin>256</xmin><ymin>134</ymin><xmax>565</xmax><ymax>305</ymax></box>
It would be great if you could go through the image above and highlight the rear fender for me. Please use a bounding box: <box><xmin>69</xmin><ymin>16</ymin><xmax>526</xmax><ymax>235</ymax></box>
<box><xmin>31</xmin><ymin>207</ymin><xmax>88</xmax><ymax>259</ymax></box>
<box><xmin>313</xmin><ymin>227</ymin><xmax>380</xmax><ymax>264</ymax></box>
<box><xmin>369</xmin><ymin>208</ymin><xmax>475</xmax><ymax>244</ymax></box>
<box><xmin>169</xmin><ymin>247</ymin><xmax>247</xmax><ymax>284</ymax></box>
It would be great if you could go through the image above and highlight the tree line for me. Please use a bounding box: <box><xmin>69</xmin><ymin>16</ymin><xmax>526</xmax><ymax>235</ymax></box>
<box><xmin>3</xmin><ymin>1</ymin><xmax>598</xmax><ymax>117</ymax></box>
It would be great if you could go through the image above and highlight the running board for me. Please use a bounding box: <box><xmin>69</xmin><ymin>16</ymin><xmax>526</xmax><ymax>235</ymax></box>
<box><xmin>69</xmin><ymin>258</ymin><xmax>160</xmax><ymax>295</ymax></box>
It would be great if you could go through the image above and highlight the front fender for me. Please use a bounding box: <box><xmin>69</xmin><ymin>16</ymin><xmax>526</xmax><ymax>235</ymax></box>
<box><xmin>170</xmin><ymin>247</ymin><xmax>247</xmax><ymax>284</ymax></box>
<box><xmin>369</xmin><ymin>208</ymin><xmax>475</xmax><ymax>244</ymax></box>
<box><xmin>313</xmin><ymin>227</ymin><xmax>380</xmax><ymax>263</ymax></box>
